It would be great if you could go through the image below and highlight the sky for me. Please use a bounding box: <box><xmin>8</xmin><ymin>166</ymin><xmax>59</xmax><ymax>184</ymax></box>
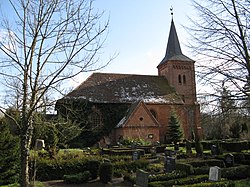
<box><xmin>0</xmin><ymin>0</ymin><xmax>200</xmax><ymax>104</ymax></box>
<box><xmin>70</xmin><ymin>0</ymin><xmax>197</xmax><ymax>87</ymax></box>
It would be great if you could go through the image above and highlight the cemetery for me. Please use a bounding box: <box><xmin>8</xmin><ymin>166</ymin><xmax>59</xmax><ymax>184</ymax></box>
<box><xmin>26</xmin><ymin>139</ymin><xmax>250</xmax><ymax>186</ymax></box>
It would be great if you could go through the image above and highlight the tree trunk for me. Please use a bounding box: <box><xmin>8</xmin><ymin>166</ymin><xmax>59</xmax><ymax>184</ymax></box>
<box><xmin>20</xmin><ymin>135</ymin><xmax>30</xmax><ymax>187</ymax></box>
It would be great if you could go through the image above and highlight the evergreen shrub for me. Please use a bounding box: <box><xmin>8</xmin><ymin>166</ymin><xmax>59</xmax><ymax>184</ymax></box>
<box><xmin>176</xmin><ymin>163</ymin><xmax>194</xmax><ymax>175</ymax></box>
<box><xmin>188</xmin><ymin>159</ymin><xmax>225</xmax><ymax>168</ymax></box>
<box><xmin>148</xmin><ymin>174</ymin><xmax>208</xmax><ymax>187</ymax></box>
<box><xmin>35</xmin><ymin>157</ymin><xmax>101</xmax><ymax>181</ymax></box>
<box><xmin>180</xmin><ymin>181</ymin><xmax>235</xmax><ymax>187</ymax></box>
<box><xmin>221</xmin><ymin>165</ymin><xmax>250</xmax><ymax>180</ymax></box>
<box><xmin>99</xmin><ymin>162</ymin><xmax>113</xmax><ymax>184</ymax></box>
<box><xmin>63</xmin><ymin>171</ymin><xmax>91</xmax><ymax>184</ymax></box>
<box><xmin>194</xmin><ymin>166</ymin><xmax>210</xmax><ymax>175</ymax></box>
<box><xmin>148</xmin><ymin>171</ymin><xmax>187</xmax><ymax>182</ymax></box>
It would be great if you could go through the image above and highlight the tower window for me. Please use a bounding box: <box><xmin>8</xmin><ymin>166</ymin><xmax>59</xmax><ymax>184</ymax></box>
<box><xmin>183</xmin><ymin>75</ymin><xmax>186</xmax><ymax>85</ymax></box>
<box><xmin>178</xmin><ymin>74</ymin><xmax>182</xmax><ymax>84</ymax></box>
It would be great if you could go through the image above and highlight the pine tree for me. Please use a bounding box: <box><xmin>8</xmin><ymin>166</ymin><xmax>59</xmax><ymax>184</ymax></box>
<box><xmin>0</xmin><ymin>118</ymin><xmax>20</xmax><ymax>185</ymax></box>
<box><xmin>166</xmin><ymin>112</ymin><xmax>183</xmax><ymax>144</ymax></box>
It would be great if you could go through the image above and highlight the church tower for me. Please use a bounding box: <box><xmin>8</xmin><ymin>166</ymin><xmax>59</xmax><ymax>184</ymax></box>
<box><xmin>157</xmin><ymin>18</ymin><xmax>197</xmax><ymax>105</ymax></box>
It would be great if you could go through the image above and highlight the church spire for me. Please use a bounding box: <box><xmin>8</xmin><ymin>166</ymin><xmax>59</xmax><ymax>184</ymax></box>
<box><xmin>158</xmin><ymin>15</ymin><xmax>193</xmax><ymax>67</ymax></box>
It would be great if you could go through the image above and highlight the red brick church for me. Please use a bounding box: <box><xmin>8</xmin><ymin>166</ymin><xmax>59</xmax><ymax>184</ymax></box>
<box><xmin>56</xmin><ymin>18</ymin><xmax>202</xmax><ymax>146</ymax></box>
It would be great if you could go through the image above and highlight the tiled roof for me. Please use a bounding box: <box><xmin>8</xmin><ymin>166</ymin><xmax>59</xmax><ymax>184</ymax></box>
<box><xmin>64</xmin><ymin>72</ymin><xmax>183</xmax><ymax>104</ymax></box>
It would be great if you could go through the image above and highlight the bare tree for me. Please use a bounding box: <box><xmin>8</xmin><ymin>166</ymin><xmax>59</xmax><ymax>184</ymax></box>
<box><xmin>0</xmin><ymin>0</ymin><xmax>111</xmax><ymax>186</ymax></box>
<box><xmin>187</xmin><ymin>0</ymin><xmax>250</xmax><ymax>109</ymax></box>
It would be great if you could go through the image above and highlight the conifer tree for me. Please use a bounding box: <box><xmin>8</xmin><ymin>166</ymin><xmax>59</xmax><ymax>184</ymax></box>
<box><xmin>0</xmin><ymin>118</ymin><xmax>20</xmax><ymax>185</ymax></box>
<box><xmin>166</xmin><ymin>112</ymin><xmax>183</xmax><ymax>144</ymax></box>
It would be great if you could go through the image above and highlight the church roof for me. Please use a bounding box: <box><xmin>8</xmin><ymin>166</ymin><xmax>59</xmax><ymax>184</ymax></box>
<box><xmin>64</xmin><ymin>72</ymin><xmax>183</xmax><ymax>104</ymax></box>
<box><xmin>158</xmin><ymin>19</ymin><xmax>194</xmax><ymax>67</ymax></box>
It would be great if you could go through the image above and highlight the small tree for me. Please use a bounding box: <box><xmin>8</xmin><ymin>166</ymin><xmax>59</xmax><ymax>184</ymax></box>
<box><xmin>166</xmin><ymin>111</ymin><xmax>183</xmax><ymax>144</ymax></box>
<box><xmin>0</xmin><ymin>117</ymin><xmax>20</xmax><ymax>185</ymax></box>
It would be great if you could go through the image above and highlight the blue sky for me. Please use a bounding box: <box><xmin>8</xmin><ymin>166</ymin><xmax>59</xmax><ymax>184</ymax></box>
<box><xmin>0</xmin><ymin>0</ymin><xmax>197</xmax><ymax>93</ymax></box>
<box><xmin>71</xmin><ymin>0</ymin><xmax>196</xmax><ymax>86</ymax></box>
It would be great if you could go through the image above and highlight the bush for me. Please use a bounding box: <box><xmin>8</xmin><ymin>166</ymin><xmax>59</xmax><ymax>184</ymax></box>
<box><xmin>63</xmin><ymin>171</ymin><xmax>91</xmax><ymax>184</ymax></box>
<box><xmin>194</xmin><ymin>166</ymin><xmax>210</xmax><ymax>175</ymax></box>
<box><xmin>181</xmin><ymin>181</ymin><xmax>235</xmax><ymax>187</ymax></box>
<box><xmin>149</xmin><ymin>171</ymin><xmax>187</xmax><ymax>182</ymax></box>
<box><xmin>188</xmin><ymin>159</ymin><xmax>225</xmax><ymax>168</ymax></box>
<box><xmin>176</xmin><ymin>163</ymin><xmax>194</xmax><ymax>175</ymax></box>
<box><xmin>99</xmin><ymin>162</ymin><xmax>113</xmax><ymax>184</ymax></box>
<box><xmin>35</xmin><ymin>157</ymin><xmax>101</xmax><ymax>181</ymax></box>
<box><xmin>221</xmin><ymin>165</ymin><xmax>250</xmax><ymax>180</ymax></box>
<box><xmin>148</xmin><ymin>174</ymin><xmax>208</xmax><ymax>187</ymax></box>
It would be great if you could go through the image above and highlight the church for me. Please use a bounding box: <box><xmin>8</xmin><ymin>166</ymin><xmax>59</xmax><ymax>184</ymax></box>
<box><xmin>56</xmin><ymin>18</ymin><xmax>202</xmax><ymax>146</ymax></box>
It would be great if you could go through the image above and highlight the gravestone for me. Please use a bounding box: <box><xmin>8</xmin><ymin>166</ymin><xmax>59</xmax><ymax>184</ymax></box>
<box><xmin>132</xmin><ymin>151</ymin><xmax>140</xmax><ymax>161</ymax></box>
<box><xmin>34</xmin><ymin>139</ymin><xmax>45</xmax><ymax>150</ymax></box>
<box><xmin>209</xmin><ymin>166</ymin><xmax>221</xmax><ymax>181</ymax></box>
<box><xmin>185</xmin><ymin>140</ymin><xmax>192</xmax><ymax>155</ymax></box>
<box><xmin>136</xmin><ymin>169</ymin><xmax>148</xmax><ymax>187</ymax></box>
<box><xmin>174</xmin><ymin>143</ymin><xmax>179</xmax><ymax>151</ymax></box>
<box><xmin>150</xmin><ymin>146</ymin><xmax>156</xmax><ymax>156</ymax></box>
<box><xmin>225</xmin><ymin>153</ymin><xmax>234</xmax><ymax>167</ymax></box>
<box><xmin>164</xmin><ymin>149</ymin><xmax>173</xmax><ymax>157</ymax></box>
<box><xmin>131</xmin><ymin>143</ymin><xmax>137</xmax><ymax>149</ymax></box>
<box><xmin>211</xmin><ymin>145</ymin><xmax>218</xmax><ymax>155</ymax></box>
<box><xmin>165</xmin><ymin>156</ymin><xmax>176</xmax><ymax>173</ymax></box>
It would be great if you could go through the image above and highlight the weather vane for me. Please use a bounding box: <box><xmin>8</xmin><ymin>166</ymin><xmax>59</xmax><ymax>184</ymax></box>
<box><xmin>170</xmin><ymin>6</ymin><xmax>173</xmax><ymax>17</ymax></box>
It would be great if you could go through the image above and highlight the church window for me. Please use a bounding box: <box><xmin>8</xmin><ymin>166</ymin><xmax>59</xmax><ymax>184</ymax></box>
<box><xmin>150</xmin><ymin>109</ymin><xmax>157</xmax><ymax>119</ymax></box>
<box><xmin>183</xmin><ymin>75</ymin><xmax>186</xmax><ymax>85</ymax></box>
<box><xmin>148</xmin><ymin>134</ymin><xmax>154</xmax><ymax>139</ymax></box>
<box><xmin>139</xmin><ymin>117</ymin><xmax>144</xmax><ymax>121</ymax></box>
<box><xmin>88</xmin><ymin>112</ymin><xmax>102</xmax><ymax>128</ymax></box>
<box><xmin>178</xmin><ymin>74</ymin><xmax>182</xmax><ymax>84</ymax></box>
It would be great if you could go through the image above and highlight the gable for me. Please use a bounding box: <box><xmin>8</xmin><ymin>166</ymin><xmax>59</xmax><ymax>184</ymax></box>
<box><xmin>116</xmin><ymin>101</ymin><xmax>159</xmax><ymax>128</ymax></box>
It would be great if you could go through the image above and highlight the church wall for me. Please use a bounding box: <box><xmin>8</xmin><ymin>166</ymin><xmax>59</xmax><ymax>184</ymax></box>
<box><xmin>115</xmin><ymin>127</ymin><xmax>159</xmax><ymax>143</ymax></box>
<box><xmin>158</xmin><ymin>60</ymin><xmax>197</xmax><ymax>104</ymax></box>
<box><xmin>147</xmin><ymin>104</ymin><xmax>189</xmax><ymax>143</ymax></box>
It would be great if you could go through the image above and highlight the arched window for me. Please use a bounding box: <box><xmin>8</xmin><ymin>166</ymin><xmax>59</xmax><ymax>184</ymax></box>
<box><xmin>88</xmin><ymin>112</ymin><xmax>102</xmax><ymax>128</ymax></box>
<box><xmin>150</xmin><ymin>109</ymin><xmax>157</xmax><ymax>119</ymax></box>
<box><xmin>183</xmin><ymin>75</ymin><xmax>186</xmax><ymax>85</ymax></box>
<box><xmin>178</xmin><ymin>74</ymin><xmax>182</xmax><ymax>84</ymax></box>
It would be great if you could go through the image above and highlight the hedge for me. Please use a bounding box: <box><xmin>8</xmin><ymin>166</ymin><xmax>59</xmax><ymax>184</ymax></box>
<box><xmin>35</xmin><ymin>158</ymin><xmax>101</xmax><ymax>181</ymax></box>
<box><xmin>148</xmin><ymin>171</ymin><xmax>187</xmax><ymax>182</ymax></box>
<box><xmin>180</xmin><ymin>181</ymin><xmax>235</xmax><ymax>187</ymax></box>
<box><xmin>63</xmin><ymin>171</ymin><xmax>91</xmax><ymax>184</ymax></box>
<box><xmin>148</xmin><ymin>174</ymin><xmax>208</xmax><ymax>187</ymax></box>
<box><xmin>188</xmin><ymin>159</ymin><xmax>225</xmax><ymax>168</ymax></box>
<box><xmin>176</xmin><ymin>163</ymin><xmax>194</xmax><ymax>175</ymax></box>
<box><xmin>221</xmin><ymin>165</ymin><xmax>250</xmax><ymax>180</ymax></box>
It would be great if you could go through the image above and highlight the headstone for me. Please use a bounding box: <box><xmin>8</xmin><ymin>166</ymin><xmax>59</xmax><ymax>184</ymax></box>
<box><xmin>165</xmin><ymin>156</ymin><xmax>176</xmax><ymax>173</ymax></box>
<box><xmin>225</xmin><ymin>153</ymin><xmax>234</xmax><ymax>167</ymax></box>
<box><xmin>186</xmin><ymin>140</ymin><xmax>192</xmax><ymax>155</ymax></box>
<box><xmin>174</xmin><ymin>143</ymin><xmax>179</xmax><ymax>151</ymax></box>
<box><xmin>131</xmin><ymin>143</ymin><xmax>137</xmax><ymax>149</ymax></box>
<box><xmin>150</xmin><ymin>147</ymin><xmax>156</xmax><ymax>156</ymax></box>
<box><xmin>209</xmin><ymin>166</ymin><xmax>221</xmax><ymax>181</ymax></box>
<box><xmin>211</xmin><ymin>145</ymin><xmax>218</xmax><ymax>155</ymax></box>
<box><xmin>132</xmin><ymin>151</ymin><xmax>140</xmax><ymax>161</ymax></box>
<box><xmin>164</xmin><ymin>149</ymin><xmax>173</xmax><ymax>157</ymax></box>
<box><xmin>35</xmin><ymin>139</ymin><xmax>45</xmax><ymax>150</ymax></box>
<box><xmin>136</xmin><ymin>169</ymin><xmax>148</xmax><ymax>187</ymax></box>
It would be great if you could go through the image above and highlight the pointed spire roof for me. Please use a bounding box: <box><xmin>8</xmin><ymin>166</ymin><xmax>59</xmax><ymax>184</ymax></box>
<box><xmin>158</xmin><ymin>19</ymin><xmax>194</xmax><ymax>67</ymax></box>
